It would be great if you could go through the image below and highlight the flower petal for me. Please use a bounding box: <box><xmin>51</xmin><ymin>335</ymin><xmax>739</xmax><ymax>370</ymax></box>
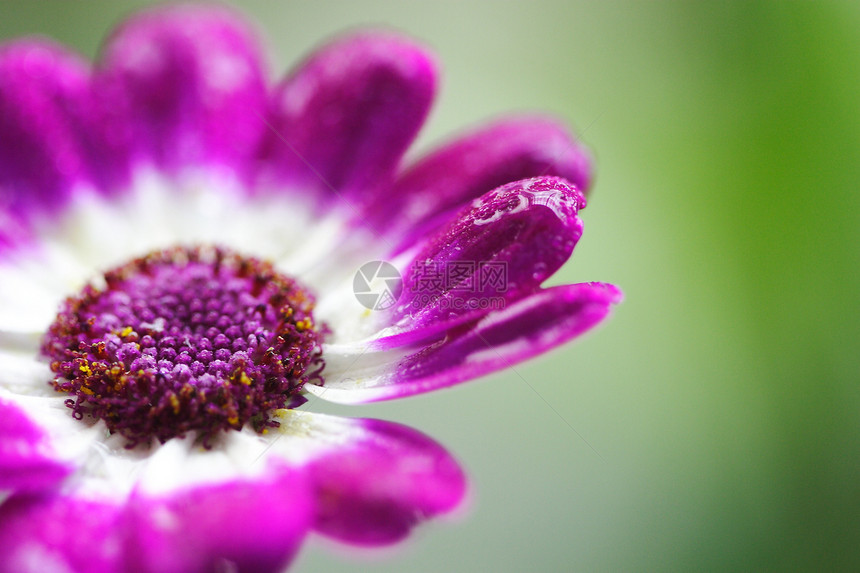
<box><xmin>0</xmin><ymin>41</ymin><xmax>93</xmax><ymax>220</ymax></box>
<box><xmin>388</xmin><ymin>176</ymin><xmax>585</xmax><ymax>340</ymax></box>
<box><xmin>261</xmin><ymin>32</ymin><xmax>436</xmax><ymax>205</ymax></box>
<box><xmin>271</xmin><ymin>411</ymin><xmax>466</xmax><ymax>546</ymax></box>
<box><xmin>310</xmin><ymin>282</ymin><xmax>622</xmax><ymax>403</ymax></box>
<box><xmin>0</xmin><ymin>494</ymin><xmax>124</xmax><ymax>573</ymax></box>
<box><xmin>375</xmin><ymin>116</ymin><xmax>592</xmax><ymax>243</ymax></box>
<box><xmin>95</xmin><ymin>4</ymin><xmax>268</xmax><ymax>176</ymax></box>
<box><xmin>125</xmin><ymin>468</ymin><xmax>311</xmax><ymax>573</ymax></box>
<box><xmin>0</xmin><ymin>397</ymin><xmax>72</xmax><ymax>493</ymax></box>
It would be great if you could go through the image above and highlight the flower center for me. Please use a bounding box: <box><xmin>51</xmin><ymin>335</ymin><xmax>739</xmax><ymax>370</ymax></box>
<box><xmin>41</xmin><ymin>246</ymin><xmax>325</xmax><ymax>447</ymax></box>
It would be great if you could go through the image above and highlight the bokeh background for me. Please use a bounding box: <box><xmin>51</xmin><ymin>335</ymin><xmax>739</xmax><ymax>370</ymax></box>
<box><xmin>3</xmin><ymin>1</ymin><xmax>859</xmax><ymax>571</ymax></box>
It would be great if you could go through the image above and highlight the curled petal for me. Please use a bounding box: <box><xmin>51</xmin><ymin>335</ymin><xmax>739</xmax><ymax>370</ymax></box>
<box><xmin>311</xmin><ymin>282</ymin><xmax>622</xmax><ymax>403</ymax></box>
<box><xmin>388</xmin><ymin>176</ymin><xmax>585</xmax><ymax>340</ymax></box>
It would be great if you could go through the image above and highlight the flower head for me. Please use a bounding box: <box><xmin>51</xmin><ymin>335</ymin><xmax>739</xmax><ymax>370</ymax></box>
<box><xmin>0</xmin><ymin>4</ymin><xmax>621</xmax><ymax>572</ymax></box>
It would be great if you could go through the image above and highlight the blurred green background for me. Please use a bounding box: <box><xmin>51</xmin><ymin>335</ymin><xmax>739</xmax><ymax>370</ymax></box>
<box><xmin>3</xmin><ymin>1</ymin><xmax>859</xmax><ymax>571</ymax></box>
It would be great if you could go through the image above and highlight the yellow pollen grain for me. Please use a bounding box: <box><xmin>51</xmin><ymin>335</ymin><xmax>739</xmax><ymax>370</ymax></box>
<box><xmin>80</xmin><ymin>386</ymin><xmax>94</xmax><ymax>395</ymax></box>
<box><xmin>79</xmin><ymin>362</ymin><xmax>91</xmax><ymax>375</ymax></box>
<box><xmin>228</xmin><ymin>415</ymin><xmax>239</xmax><ymax>425</ymax></box>
<box><xmin>120</xmin><ymin>326</ymin><xmax>134</xmax><ymax>337</ymax></box>
<box><xmin>296</xmin><ymin>318</ymin><xmax>312</xmax><ymax>331</ymax></box>
<box><xmin>169</xmin><ymin>394</ymin><xmax>180</xmax><ymax>414</ymax></box>
<box><xmin>240</xmin><ymin>372</ymin><xmax>252</xmax><ymax>386</ymax></box>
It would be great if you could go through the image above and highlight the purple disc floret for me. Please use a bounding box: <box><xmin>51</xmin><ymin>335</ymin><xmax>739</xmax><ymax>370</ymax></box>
<box><xmin>40</xmin><ymin>245</ymin><xmax>325</xmax><ymax>447</ymax></box>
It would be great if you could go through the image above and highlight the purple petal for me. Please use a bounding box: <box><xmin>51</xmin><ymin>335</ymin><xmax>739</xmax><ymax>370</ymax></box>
<box><xmin>0</xmin><ymin>494</ymin><xmax>124</xmax><ymax>573</ymax></box>
<box><xmin>0</xmin><ymin>210</ymin><xmax>32</xmax><ymax>256</ymax></box>
<box><xmin>260</xmin><ymin>32</ymin><xmax>436</xmax><ymax>204</ymax></box>
<box><xmin>388</xmin><ymin>176</ymin><xmax>586</xmax><ymax>340</ymax></box>
<box><xmin>95</xmin><ymin>5</ymin><xmax>268</xmax><ymax>177</ymax></box>
<box><xmin>0</xmin><ymin>41</ymin><xmax>93</xmax><ymax>218</ymax></box>
<box><xmin>125</xmin><ymin>468</ymin><xmax>312</xmax><ymax>573</ymax></box>
<box><xmin>312</xmin><ymin>282</ymin><xmax>622</xmax><ymax>403</ymax></box>
<box><xmin>0</xmin><ymin>398</ymin><xmax>72</xmax><ymax>493</ymax></box>
<box><xmin>376</xmin><ymin>116</ymin><xmax>592</xmax><ymax>243</ymax></box>
<box><xmin>303</xmin><ymin>415</ymin><xmax>466</xmax><ymax>545</ymax></box>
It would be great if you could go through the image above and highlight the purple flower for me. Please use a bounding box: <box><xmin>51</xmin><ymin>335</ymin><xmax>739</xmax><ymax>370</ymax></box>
<box><xmin>0</xmin><ymin>5</ymin><xmax>621</xmax><ymax>572</ymax></box>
